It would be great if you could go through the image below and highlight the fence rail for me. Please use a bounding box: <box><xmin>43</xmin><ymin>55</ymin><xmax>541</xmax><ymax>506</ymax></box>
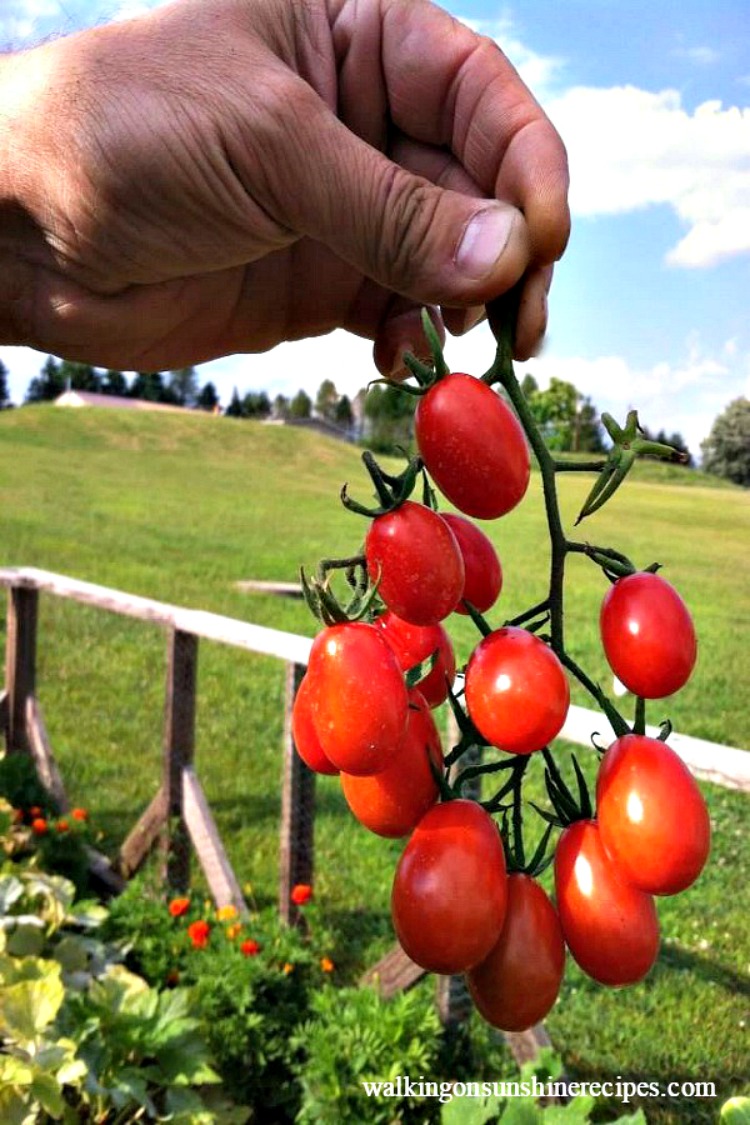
<box><xmin>2</xmin><ymin>565</ymin><xmax>747</xmax><ymax>1066</ymax></box>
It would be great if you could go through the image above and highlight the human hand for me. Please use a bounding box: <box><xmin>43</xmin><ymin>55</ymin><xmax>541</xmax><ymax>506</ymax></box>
<box><xmin>1</xmin><ymin>0</ymin><xmax>569</xmax><ymax>373</ymax></box>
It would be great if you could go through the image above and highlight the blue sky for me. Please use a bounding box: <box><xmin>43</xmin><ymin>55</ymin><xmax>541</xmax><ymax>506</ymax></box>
<box><xmin>2</xmin><ymin>0</ymin><xmax>749</xmax><ymax>457</ymax></box>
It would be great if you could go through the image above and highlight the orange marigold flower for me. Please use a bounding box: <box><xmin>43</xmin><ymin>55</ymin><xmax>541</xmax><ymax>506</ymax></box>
<box><xmin>56</xmin><ymin>819</ymin><xmax>70</xmax><ymax>833</ymax></box>
<box><xmin>29</xmin><ymin>806</ymin><xmax>42</xmax><ymax>817</ymax></box>
<box><xmin>217</xmin><ymin>904</ymin><xmax>238</xmax><ymax>922</ymax></box>
<box><xmin>168</xmin><ymin>897</ymin><xmax>191</xmax><ymax>918</ymax></box>
<box><xmin>71</xmin><ymin>808</ymin><xmax>89</xmax><ymax>822</ymax></box>
<box><xmin>320</xmin><ymin>956</ymin><xmax>335</xmax><ymax>973</ymax></box>
<box><xmin>226</xmin><ymin>923</ymin><xmax>243</xmax><ymax>940</ymax></box>
<box><xmin>282</xmin><ymin>961</ymin><xmax>294</xmax><ymax>975</ymax></box>
<box><xmin>187</xmin><ymin>920</ymin><xmax>211</xmax><ymax>949</ymax></box>
<box><xmin>291</xmin><ymin>883</ymin><xmax>312</xmax><ymax>906</ymax></box>
<box><xmin>31</xmin><ymin>817</ymin><xmax>48</xmax><ymax>835</ymax></box>
<box><xmin>240</xmin><ymin>939</ymin><xmax>261</xmax><ymax>957</ymax></box>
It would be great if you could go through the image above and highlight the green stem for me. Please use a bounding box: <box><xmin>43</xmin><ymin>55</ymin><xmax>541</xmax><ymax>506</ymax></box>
<box><xmin>553</xmin><ymin>459</ymin><xmax>608</xmax><ymax>473</ymax></box>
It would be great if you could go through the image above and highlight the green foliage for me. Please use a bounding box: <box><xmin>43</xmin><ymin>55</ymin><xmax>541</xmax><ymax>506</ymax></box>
<box><xmin>292</xmin><ymin>984</ymin><xmax>444</xmax><ymax>1124</ymax></box>
<box><xmin>0</xmin><ymin>359</ymin><xmax>10</xmax><ymax>408</ymax></box>
<box><xmin>24</xmin><ymin>356</ymin><xmax>65</xmax><ymax>403</ymax></box>
<box><xmin>242</xmin><ymin>390</ymin><xmax>272</xmax><ymax>418</ymax></box>
<box><xmin>197</xmin><ymin>380</ymin><xmax>221</xmax><ymax>411</ymax></box>
<box><xmin>523</xmin><ymin>377</ymin><xmax>604</xmax><ymax>453</ymax></box>
<box><xmin>722</xmin><ymin>1097</ymin><xmax>750</xmax><ymax>1123</ymax></box>
<box><xmin>168</xmin><ymin>367</ymin><xmax>199</xmax><ymax>408</ymax></box>
<box><xmin>101</xmin><ymin>368</ymin><xmax>128</xmax><ymax>397</ymax></box>
<box><xmin>315</xmin><ymin>378</ymin><xmax>339</xmax><ymax>422</ymax></box>
<box><xmin>289</xmin><ymin>388</ymin><xmax>312</xmax><ymax>418</ymax></box>
<box><xmin>701</xmin><ymin>397</ymin><xmax>750</xmax><ymax>486</ymax></box>
<box><xmin>363</xmin><ymin>383</ymin><xmax>417</xmax><ymax>452</ymax></box>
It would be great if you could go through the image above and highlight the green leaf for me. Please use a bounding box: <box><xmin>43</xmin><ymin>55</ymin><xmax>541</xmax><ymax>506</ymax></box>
<box><xmin>721</xmin><ymin>1097</ymin><xmax>750</xmax><ymax>1124</ymax></box>
<box><xmin>442</xmin><ymin>1093</ymin><xmax>508</xmax><ymax>1124</ymax></box>
<box><xmin>542</xmin><ymin>1095</ymin><xmax>597</xmax><ymax>1122</ymax></box>
<box><xmin>0</xmin><ymin>1086</ymin><xmax>37</xmax><ymax>1125</ymax></box>
<box><xmin>499</xmin><ymin>1100</ymin><xmax>542</xmax><ymax>1124</ymax></box>
<box><xmin>7</xmin><ymin>924</ymin><xmax>45</xmax><ymax>959</ymax></box>
<box><xmin>53</xmin><ymin>935</ymin><xmax>89</xmax><ymax>974</ymax></box>
<box><xmin>0</xmin><ymin>967</ymin><xmax>65</xmax><ymax>1041</ymax></box>
<box><xmin>30</xmin><ymin>1071</ymin><xmax>65</xmax><ymax>1118</ymax></box>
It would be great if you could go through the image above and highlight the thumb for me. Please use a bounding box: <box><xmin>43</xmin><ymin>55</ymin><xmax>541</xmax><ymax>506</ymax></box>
<box><xmin>256</xmin><ymin>78</ymin><xmax>531</xmax><ymax>306</ymax></box>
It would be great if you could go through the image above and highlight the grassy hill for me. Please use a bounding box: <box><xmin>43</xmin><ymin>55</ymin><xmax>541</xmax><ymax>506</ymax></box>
<box><xmin>1</xmin><ymin>404</ymin><xmax>749</xmax><ymax>1121</ymax></box>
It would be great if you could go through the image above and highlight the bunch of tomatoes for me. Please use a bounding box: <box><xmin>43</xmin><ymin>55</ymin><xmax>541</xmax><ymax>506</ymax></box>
<box><xmin>292</xmin><ymin>349</ymin><xmax>710</xmax><ymax>1035</ymax></box>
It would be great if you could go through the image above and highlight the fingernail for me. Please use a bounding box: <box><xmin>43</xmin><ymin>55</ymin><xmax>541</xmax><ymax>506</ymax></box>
<box><xmin>455</xmin><ymin>208</ymin><xmax>515</xmax><ymax>280</ymax></box>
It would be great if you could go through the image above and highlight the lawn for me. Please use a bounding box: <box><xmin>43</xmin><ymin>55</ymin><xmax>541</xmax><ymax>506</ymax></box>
<box><xmin>1</xmin><ymin>404</ymin><xmax>748</xmax><ymax>1122</ymax></box>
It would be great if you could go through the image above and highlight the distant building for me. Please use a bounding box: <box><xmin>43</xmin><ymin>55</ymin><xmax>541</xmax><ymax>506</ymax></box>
<box><xmin>55</xmin><ymin>390</ymin><xmax>187</xmax><ymax>413</ymax></box>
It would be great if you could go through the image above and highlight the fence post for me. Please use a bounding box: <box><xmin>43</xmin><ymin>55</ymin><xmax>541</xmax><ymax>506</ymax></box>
<box><xmin>162</xmin><ymin>628</ymin><xmax>198</xmax><ymax>894</ymax></box>
<box><xmin>4</xmin><ymin>586</ymin><xmax>38</xmax><ymax>755</ymax></box>
<box><xmin>279</xmin><ymin>661</ymin><xmax>315</xmax><ymax>924</ymax></box>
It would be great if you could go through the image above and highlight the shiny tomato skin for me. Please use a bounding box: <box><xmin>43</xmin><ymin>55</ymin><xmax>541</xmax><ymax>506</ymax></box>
<box><xmin>465</xmin><ymin>627</ymin><xmax>570</xmax><ymax>755</ymax></box>
<box><xmin>365</xmin><ymin>501</ymin><xmax>464</xmax><ymax>626</ymax></box>
<box><xmin>291</xmin><ymin>675</ymin><xmax>339</xmax><ymax>775</ymax></box>
<box><xmin>600</xmin><ymin>572</ymin><xmax>697</xmax><ymax>698</ymax></box>
<box><xmin>307</xmin><ymin>622</ymin><xmax>408</xmax><ymax>776</ymax></box>
<box><xmin>375</xmin><ymin>610</ymin><xmax>456</xmax><ymax>708</ymax></box>
<box><xmin>554</xmin><ymin>819</ymin><xmax>660</xmax><ymax>987</ymax></box>
<box><xmin>441</xmin><ymin>513</ymin><xmax>503</xmax><ymax>615</ymax></box>
<box><xmin>415</xmin><ymin>373</ymin><xmax>530</xmax><ymax>519</ymax></box>
<box><xmin>340</xmin><ymin>690</ymin><xmax>443</xmax><ymax>837</ymax></box>
<box><xmin>467</xmin><ymin>874</ymin><xmax>565</xmax><ymax>1032</ymax></box>
<box><xmin>391</xmin><ymin>799</ymin><xmax>507</xmax><ymax>974</ymax></box>
<box><xmin>596</xmin><ymin>734</ymin><xmax>711</xmax><ymax>895</ymax></box>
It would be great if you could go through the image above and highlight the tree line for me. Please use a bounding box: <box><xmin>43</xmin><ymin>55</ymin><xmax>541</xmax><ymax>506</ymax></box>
<box><xmin>3</xmin><ymin>355</ymin><xmax>747</xmax><ymax>485</ymax></box>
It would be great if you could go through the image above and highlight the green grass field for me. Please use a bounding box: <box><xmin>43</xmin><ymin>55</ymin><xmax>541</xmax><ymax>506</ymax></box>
<box><xmin>1</xmin><ymin>405</ymin><xmax>749</xmax><ymax>1123</ymax></box>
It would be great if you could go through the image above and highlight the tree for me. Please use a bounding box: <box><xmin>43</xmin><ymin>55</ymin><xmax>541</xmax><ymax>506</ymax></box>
<box><xmin>334</xmin><ymin>394</ymin><xmax>354</xmax><ymax>428</ymax></box>
<box><xmin>363</xmin><ymin>384</ymin><xmax>416</xmax><ymax>452</ymax></box>
<box><xmin>272</xmin><ymin>393</ymin><xmax>290</xmax><ymax>420</ymax></box>
<box><xmin>315</xmin><ymin>378</ymin><xmax>338</xmax><ymax>421</ymax></box>
<box><xmin>25</xmin><ymin>356</ymin><xmax>65</xmax><ymax>403</ymax></box>
<box><xmin>58</xmin><ymin>359</ymin><xmax>102</xmax><ymax>393</ymax></box>
<box><xmin>196</xmin><ymin>381</ymin><xmax>220</xmax><ymax>411</ymax></box>
<box><xmin>101</xmin><ymin>369</ymin><xmax>128</xmax><ymax>396</ymax></box>
<box><xmin>0</xmin><ymin>361</ymin><xmax>10</xmax><ymax>408</ymax></box>
<box><xmin>289</xmin><ymin>389</ymin><xmax>312</xmax><ymax>419</ymax></box>
<box><xmin>524</xmin><ymin>376</ymin><xmax>604</xmax><ymax>453</ymax></box>
<box><xmin>168</xmin><ymin>367</ymin><xmax>198</xmax><ymax>407</ymax></box>
<box><xmin>701</xmin><ymin>397</ymin><xmax>750</xmax><ymax>486</ymax></box>
<box><xmin>130</xmin><ymin>371</ymin><xmax>166</xmax><ymax>402</ymax></box>
<box><xmin>242</xmin><ymin>391</ymin><xmax>271</xmax><ymax>418</ymax></box>
<box><xmin>225</xmin><ymin>387</ymin><xmax>244</xmax><ymax>418</ymax></box>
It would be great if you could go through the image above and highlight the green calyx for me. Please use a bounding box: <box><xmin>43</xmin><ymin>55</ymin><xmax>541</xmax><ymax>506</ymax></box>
<box><xmin>300</xmin><ymin>555</ymin><xmax>380</xmax><ymax>627</ymax></box>
<box><xmin>341</xmin><ymin>451</ymin><xmax>422</xmax><ymax>518</ymax></box>
<box><xmin>576</xmin><ymin>410</ymin><xmax>690</xmax><ymax>524</ymax></box>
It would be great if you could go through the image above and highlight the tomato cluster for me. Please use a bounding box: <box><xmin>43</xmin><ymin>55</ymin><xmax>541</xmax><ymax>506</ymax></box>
<box><xmin>294</xmin><ymin>352</ymin><xmax>708</xmax><ymax>1035</ymax></box>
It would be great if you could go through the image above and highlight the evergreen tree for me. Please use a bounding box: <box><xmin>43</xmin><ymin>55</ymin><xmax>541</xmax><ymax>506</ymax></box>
<box><xmin>58</xmin><ymin>359</ymin><xmax>101</xmax><ymax>393</ymax></box>
<box><xmin>102</xmin><ymin>369</ymin><xmax>128</xmax><ymax>396</ymax></box>
<box><xmin>0</xmin><ymin>360</ymin><xmax>10</xmax><ymax>408</ymax></box>
<box><xmin>334</xmin><ymin>394</ymin><xmax>354</xmax><ymax>428</ymax></box>
<box><xmin>130</xmin><ymin>371</ymin><xmax>166</xmax><ymax>401</ymax></box>
<box><xmin>25</xmin><ymin>356</ymin><xmax>65</xmax><ymax>403</ymax></box>
<box><xmin>225</xmin><ymin>387</ymin><xmax>244</xmax><ymax>418</ymax></box>
<box><xmin>242</xmin><ymin>391</ymin><xmax>272</xmax><ymax>418</ymax></box>
<box><xmin>289</xmin><ymin>389</ymin><xmax>312</xmax><ymax>419</ymax></box>
<box><xmin>196</xmin><ymin>381</ymin><xmax>220</xmax><ymax>411</ymax></box>
<box><xmin>168</xmin><ymin>367</ymin><xmax>198</xmax><ymax>407</ymax></box>
<box><xmin>363</xmin><ymin>384</ymin><xmax>416</xmax><ymax>452</ymax></box>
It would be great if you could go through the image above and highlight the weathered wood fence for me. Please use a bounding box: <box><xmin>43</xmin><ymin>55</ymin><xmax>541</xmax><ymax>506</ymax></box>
<box><xmin>2</xmin><ymin>566</ymin><xmax>748</xmax><ymax>1064</ymax></box>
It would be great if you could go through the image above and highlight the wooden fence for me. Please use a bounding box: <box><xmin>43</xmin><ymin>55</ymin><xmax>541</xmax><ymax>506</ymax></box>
<box><xmin>2</xmin><ymin>565</ymin><xmax>748</xmax><ymax>1065</ymax></box>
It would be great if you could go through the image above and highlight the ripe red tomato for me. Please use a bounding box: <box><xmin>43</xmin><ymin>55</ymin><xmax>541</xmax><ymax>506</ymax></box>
<box><xmin>554</xmin><ymin>819</ymin><xmax>660</xmax><ymax>987</ymax></box>
<box><xmin>391</xmin><ymin>800</ymin><xmax>507</xmax><ymax>974</ymax></box>
<box><xmin>306</xmin><ymin>622</ymin><xmax>408</xmax><ymax>776</ymax></box>
<box><xmin>596</xmin><ymin>734</ymin><xmax>711</xmax><ymax>895</ymax></box>
<box><xmin>465</xmin><ymin>627</ymin><xmax>570</xmax><ymax>755</ymax></box>
<box><xmin>415</xmin><ymin>373</ymin><xmax>530</xmax><ymax>519</ymax></box>
<box><xmin>600</xmin><ymin>572</ymin><xmax>697</xmax><ymax>698</ymax></box>
<box><xmin>441</xmin><ymin>513</ymin><xmax>503</xmax><ymax>615</ymax></box>
<box><xmin>291</xmin><ymin>675</ymin><xmax>339</xmax><ymax>775</ymax></box>
<box><xmin>467</xmin><ymin>873</ymin><xmax>565</xmax><ymax>1032</ymax></box>
<box><xmin>375</xmin><ymin>611</ymin><xmax>455</xmax><ymax>708</ymax></box>
<box><xmin>340</xmin><ymin>690</ymin><xmax>443</xmax><ymax>837</ymax></box>
<box><xmin>365</xmin><ymin>501</ymin><xmax>464</xmax><ymax>625</ymax></box>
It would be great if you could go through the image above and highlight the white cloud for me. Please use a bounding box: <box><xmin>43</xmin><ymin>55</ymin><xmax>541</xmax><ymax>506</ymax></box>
<box><xmin>546</xmin><ymin>85</ymin><xmax>750</xmax><ymax>268</ymax></box>
<box><xmin>672</xmin><ymin>46</ymin><xmax>721</xmax><ymax>66</ymax></box>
